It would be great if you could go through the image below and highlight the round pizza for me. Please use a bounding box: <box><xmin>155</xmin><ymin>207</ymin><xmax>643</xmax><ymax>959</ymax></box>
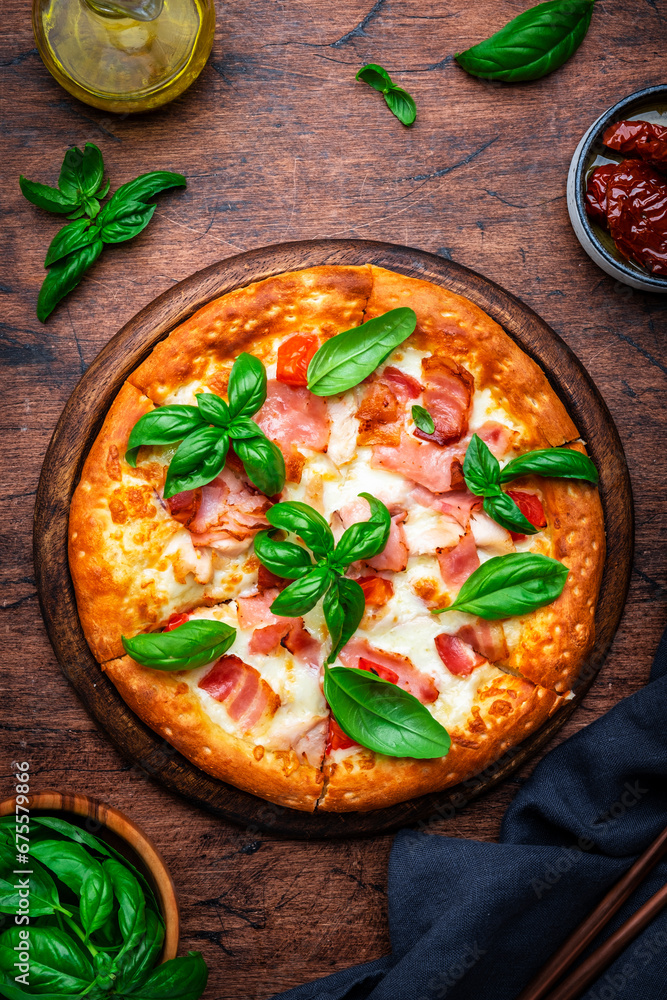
<box><xmin>68</xmin><ymin>264</ymin><xmax>605</xmax><ymax>812</ymax></box>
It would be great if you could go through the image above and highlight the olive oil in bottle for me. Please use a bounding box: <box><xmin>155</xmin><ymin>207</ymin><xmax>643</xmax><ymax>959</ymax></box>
<box><xmin>32</xmin><ymin>0</ymin><xmax>216</xmax><ymax>114</ymax></box>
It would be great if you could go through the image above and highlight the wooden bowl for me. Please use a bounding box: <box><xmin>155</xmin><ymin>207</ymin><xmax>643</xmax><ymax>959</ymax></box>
<box><xmin>0</xmin><ymin>790</ymin><xmax>179</xmax><ymax>960</ymax></box>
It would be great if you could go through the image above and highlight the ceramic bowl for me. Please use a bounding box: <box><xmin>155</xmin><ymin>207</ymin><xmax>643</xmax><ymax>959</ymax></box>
<box><xmin>0</xmin><ymin>790</ymin><xmax>179</xmax><ymax>960</ymax></box>
<box><xmin>567</xmin><ymin>84</ymin><xmax>667</xmax><ymax>293</ymax></box>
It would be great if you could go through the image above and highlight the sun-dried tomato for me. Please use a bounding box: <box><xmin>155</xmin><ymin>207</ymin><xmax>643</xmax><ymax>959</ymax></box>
<box><xmin>606</xmin><ymin>160</ymin><xmax>667</xmax><ymax>276</ymax></box>
<box><xmin>603</xmin><ymin>120</ymin><xmax>667</xmax><ymax>173</ymax></box>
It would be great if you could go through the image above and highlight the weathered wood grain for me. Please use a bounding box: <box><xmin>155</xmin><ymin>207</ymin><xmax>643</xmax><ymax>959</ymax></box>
<box><xmin>1</xmin><ymin>0</ymin><xmax>666</xmax><ymax>996</ymax></box>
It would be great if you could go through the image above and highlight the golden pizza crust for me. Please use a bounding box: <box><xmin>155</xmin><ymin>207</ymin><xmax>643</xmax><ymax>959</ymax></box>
<box><xmin>103</xmin><ymin>655</ymin><xmax>324</xmax><ymax>812</ymax></box>
<box><xmin>320</xmin><ymin>674</ymin><xmax>563</xmax><ymax>811</ymax></box>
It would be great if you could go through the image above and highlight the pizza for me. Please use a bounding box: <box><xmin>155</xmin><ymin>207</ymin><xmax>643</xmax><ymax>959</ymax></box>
<box><xmin>68</xmin><ymin>264</ymin><xmax>605</xmax><ymax>812</ymax></box>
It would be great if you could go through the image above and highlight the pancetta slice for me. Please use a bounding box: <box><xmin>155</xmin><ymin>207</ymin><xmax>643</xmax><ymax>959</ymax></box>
<box><xmin>437</xmin><ymin>531</ymin><xmax>480</xmax><ymax>591</ymax></box>
<box><xmin>198</xmin><ymin>655</ymin><xmax>280</xmax><ymax>730</ymax></box>
<box><xmin>372</xmin><ymin>434</ymin><xmax>460</xmax><ymax>493</ymax></box>
<box><xmin>338</xmin><ymin>638</ymin><xmax>439</xmax><ymax>704</ymax></box>
<box><xmin>414</xmin><ymin>356</ymin><xmax>474</xmax><ymax>446</ymax></box>
<box><xmin>183</xmin><ymin>466</ymin><xmax>271</xmax><ymax>555</ymax></box>
<box><xmin>256</xmin><ymin>380</ymin><xmax>330</xmax><ymax>453</ymax></box>
<box><xmin>434</xmin><ymin>634</ymin><xmax>486</xmax><ymax>677</ymax></box>
<box><xmin>457</xmin><ymin>621</ymin><xmax>509</xmax><ymax>663</ymax></box>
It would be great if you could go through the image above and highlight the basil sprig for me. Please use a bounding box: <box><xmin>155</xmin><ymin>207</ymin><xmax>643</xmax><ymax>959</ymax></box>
<box><xmin>462</xmin><ymin>434</ymin><xmax>598</xmax><ymax>535</ymax></box>
<box><xmin>307</xmin><ymin>308</ymin><xmax>417</xmax><ymax>396</ymax></box>
<box><xmin>434</xmin><ymin>552</ymin><xmax>568</xmax><ymax>619</ymax></box>
<box><xmin>122</xmin><ymin>619</ymin><xmax>236</xmax><ymax>670</ymax></box>
<box><xmin>455</xmin><ymin>0</ymin><xmax>595</xmax><ymax>82</ymax></box>
<box><xmin>0</xmin><ymin>815</ymin><xmax>208</xmax><ymax>998</ymax></box>
<box><xmin>126</xmin><ymin>353</ymin><xmax>286</xmax><ymax>497</ymax></box>
<box><xmin>324</xmin><ymin>667</ymin><xmax>450</xmax><ymax>759</ymax></box>
<box><xmin>412</xmin><ymin>404</ymin><xmax>435</xmax><ymax>435</ymax></box>
<box><xmin>356</xmin><ymin>64</ymin><xmax>417</xmax><ymax>126</ymax></box>
<box><xmin>20</xmin><ymin>142</ymin><xmax>185</xmax><ymax>321</ymax></box>
<box><xmin>254</xmin><ymin>494</ymin><xmax>390</xmax><ymax>663</ymax></box>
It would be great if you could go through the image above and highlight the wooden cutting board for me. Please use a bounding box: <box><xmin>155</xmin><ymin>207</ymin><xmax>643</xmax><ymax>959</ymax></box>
<box><xmin>33</xmin><ymin>239</ymin><xmax>633</xmax><ymax>838</ymax></box>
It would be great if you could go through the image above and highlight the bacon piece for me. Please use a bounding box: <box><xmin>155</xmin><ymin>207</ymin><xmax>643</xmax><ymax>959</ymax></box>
<box><xmin>437</xmin><ymin>531</ymin><xmax>480</xmax><ymax>591</ymax></box>
<box><xmin>257</xmin><ymin>564</ymin><xmax>290</xmax><ymax>592</ymax></box>
<box><xmin>336</xmin><ymin>498</ymin><xmax>409</xmax><ymax>573</ymax></box>
<box><xmin>164</xmin><ymin>611</ymin><xmax>190</xmax><ymax>631</ymax></box>
<box><xmin>283</xmin><ymin>620</ymin><xmax>322</xmax><ymax>671</ymax></box>
<box><xmin>249</xmin><ymin>621</ymin><xmax>296</xmax><ymax>655</ymax></box>
<box><xmin>450</xmin><ymin>458</ymin><xmax>465</xmax><ymax>490</ymax></box>
<box><xmin>414</xmin><ymin>356</ymin><xmax>474</xmax><ymax>446</ymax></box>
<box><xmin>373</xmin><ymin>433</ymin><xmax>458</xmax><ymax>493</ymax></box>
<box><xmin>355</xmin><ymin>375</ymin><xmax>401</xmax><ymax>446</ymax></box>
<box><xmin>457</xmin><ymin>621</ymin><xmax>508</xmax><ymax>662</ymax></box>
<box><xmin>188</xmin><ymin>466</ymin><xmax>271</xmax><ymax>554</ymax></box>
<box><xmin>505</xmin><ymin>490</ymin><xmax>547</xmax><ymax>542</ymax></box>
<box><xmin>276</xmin><ymin>334</ymin><xmax>319</xmax><ymax>387</ymax></box>
<box><xmin>411</xmin><ymin>485</ymin><xmax>483</xmax><ymax>528</ymax></box>
<box><xmin>198</xmin><ymin>655</ymin><xmax>280</xmax><ymax>729</ymax></box>
<box><xmin>382</xmin><ymin>366</ymin><xmax>423</xmax><ymax>400</ymax></box>
<box><xmin>167</xmin><ymin>488</ymin><xmax>201</xmax><ymax>527</ymax></box>
<box><xmin>435</xmin><ymin>634</ymin><xmax>486</xmax><ymax>676</ymax></box>
<box><xmin>326</xmin><ymin>717</ymin><xmax>358</xmax><ymax>753</ymax></box>
<box><xmin>476</xmin><ymin>421</ymin><xmax>516</xmax><ymax>457</ymax></box>
<box><xmin>236</xmin><ymin>589</ymin><xmax>281</xmax><ymax>629</ymax></box>
<box><xmin>339</xmin><ymin>639</ymin><xmax>439</xmax><ymax>704</ymax></box>
<box><xmin>256</xmin><ymin>380</ymin><xmax>330</xmax><ymax>453</ymax></box>
<box><xmin>358</xmin><ymin>656</ymin><xmax>399</xmax><ymax>684</ymax></box>
<box><xmin>358</xmin><ymin>576</ymin><xmax>394</xmax><ymax>608</ymax></box>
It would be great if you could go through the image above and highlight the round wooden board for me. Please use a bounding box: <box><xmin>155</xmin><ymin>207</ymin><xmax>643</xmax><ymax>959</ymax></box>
<box><xmin>34</xmin><ymin>240</ymin><xmax>633</xmax><ymax>839</ymax></box>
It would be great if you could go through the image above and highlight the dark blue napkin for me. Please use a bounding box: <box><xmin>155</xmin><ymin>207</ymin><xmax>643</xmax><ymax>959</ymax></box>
<box><xmin>272</xmin><ymin>628</ymin><xmax>667</xmax><ymax>1000</ymax></box>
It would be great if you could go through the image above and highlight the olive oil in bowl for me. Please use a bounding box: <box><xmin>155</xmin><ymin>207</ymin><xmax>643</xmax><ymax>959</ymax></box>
<box><xmin>33</xmin><ymin>0</ymin><xmax>215</xmax><ymax>113</ymax></box>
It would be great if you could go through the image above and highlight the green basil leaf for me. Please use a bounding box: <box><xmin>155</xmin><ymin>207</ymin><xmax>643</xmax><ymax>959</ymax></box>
<box><xmin>356</xmin><ymin>63</ymin><xmax>393</xmax><ymax>93</ymax></box>
<box><xmin>267</xmin><ymin>501</ymin><xmax>334</xmax><ymax>559</ymax></box>
<box><xmin>67</xmin><ymin>205</ymin><xmax>87</xmax><ymax>219</ymax></box>
<box><xmin>324</xmin><ymin>577</ymin><xmax>365</xmax><ymax>666</ymax></box>
<box><xmin>99</xmin><ymin>201</ymin><xmax>155</xmax><ymax>244</ymax></box>
<box><xmin>227</xmin><ymin>353</ymin><xmax>267</xmax><ymax>418</ymax></box>
<box><xmin>115</xmin><ymin>908</ymin><xmax>165</xmax><ymax>993</ymax></box>
<box><xmin>163</xmin><ymin>426</ymin><xmax>229</xmax><ymax>498</ymax></box>
<box><xmin>499</xmin><ymin>447</ymin><xmax>599</xmax><ymax>484</ymax></box>
<box><xmin>125</xmin><ymin>405</ymin><xmax>204</xmax><ymax>467</ymax></box>
<box><xmin>270</xmin><ymin>564</ymin><xmax>333</xmax><ymax>617</ymax></box>
<box><xmin>483</xmin><ymin>493</ymin><xmax>539</xmax><ymax>535</ymax></box>
<box><xmin>234</xmin><ymin>435</ymin><xmax>285</xmax><ymax>496</ymax></box>
<box><xmin>228</xmin><ymin>417</ymin><xmax>263</xmax><ymax>440</ymax></box>
<box><xmin>30</xmin><ymin>840</ymin><xmax>101</xmax><ymax>895</ymax></box>
<box><xmin>307</xmin><ymin>308</ymin><xmax>417</xmax><ymax>396</ymax></box>
<box><xmin>96</xmin><ymin>178</ymin><xmax>111</xmax><ymax>199</ymax></box>
<box><xmin>384</xmin><ymin>87</ymin><xmax>417</xmax><ymax>126</ymax></box>
<box><xmin>122</xmin><ymin>620</ymin><xmax>236</xmax><ymax>671</ymax></box>
<box><xmin>110</xmin><ymin>170</ymin><xmax>187</xmax><ymax>206</ymax></box>
<box><xmin>83</xmin><ymin>195</ymin><xmax>101</xmax><ymax>219</ymax></box>
<box><xmin>196</xmin><ymin>392</ymin><xmax>230</xmax><ymax>427</ymax></box>
<box><xmin>0</xmin><ymin>860</ymin><xmax>61</xmax><ymax>917</ymax></box>
<box><xmin>324</xmin><ymin>666</ymin><xmax>451</xmax><ymax>758</ymax></box>
<box><xmin>0</xmin><ymin>926</ymin><xmax>94</xmax><ymax>994</ymax></box>
<box><xmin>463</xmin><ymin>433</ymin><xmax>502</xmax><ymax>497</ymax></box>
<box><xmin>411</xmin><ymin>405</ymin><xmax>435</xmax><ymax>436</ymax></box>
<box><xmin>80</xmin><ymin>864</ymin><xmax>114</xmax><ymax>939</ymax></box>
<box><xmin>58</xmin><ymin>145</ymin><xmax>86</xmax><ymax>199</ymax></box>
<box><xmin>44</xmin><ymin>219</ymin><xmax>97</xmax><ymax>267</ymax></box>
<box><xmin>122</xmin><ymin>951</ymin><xmax>208</xmax><ymax>1000</ymax></box>
<box><xmin>455</xmin><ymin>0</ymin><xmax>595</xmax><ymax>82</ymax></box>
<box><xmin>253</xmin><ymin>530</ymin><xmax>315</xmax><ymax>579</ymax></box>
<box><xmin>436</xmin><ymin>552</ymin><xmax>568</xmax><ymax>619</ymax></box>
<box><xmin>104</xmin><ymin>858</ymin><xmax>146</xmax><ymax>951</ymax></box>
<box><xmin>81</xmin><ymin>143</ymin><xmax>105</xmax><ymax>197</ymax></box>
<box><xmin>37</xmin><ymin>239</ymin><xmax>103</xmax><ymax>322</ymax></box>
<box><xmin>19</xmin><ymin>176</ymin><xmax>79</xmax><ymax>214</ymax></box>
<box><xmin>333</xmin><ymin>493</ymin><xmax>391</xmax><ymax>567</ymax></box>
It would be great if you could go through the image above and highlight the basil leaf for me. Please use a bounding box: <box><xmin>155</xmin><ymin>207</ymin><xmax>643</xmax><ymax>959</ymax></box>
<box><xmin>270</xmin><ymin>564</ymin><xmax>333</xmax><ymax>616</ymax></box>
<box><xmin>455</xmin><ymin>0</ymin><xmax>595</xmax><ymax>82</ymax></box>
<box><xmin>500</xmin><ymin>447</ymin><xmax>599</xmax><ymax>484</ymax></box>
<box><xmin>333</xmin><ymin>493</ymin><xmax>391</xmax><ymax>567</ymax></box>
<box><xmin>267</xmin><ymin>501</ymin><xmax>334</xmax><ymax>559</ymax></box>
<box><xmin>81</xmin><ymin>142</ymin><xmax>105</xmax><ymax>197</ymax></box>
<box><xmin>80</xmin><ymin>864</ymin><xmax>114</xmax><ymax>938</ymax></box>
<box><xmin>0</xmin><ymin>926</ymin><xmax>94</xmax><ymax>994</ymax></box>
<box><xmin>411</xmin><ymin>404</ymin><xmax>435</xmax><ymax>436</ymax></box>
<box><xmin>115</xmin><ymin>908</ymin><xmax>165</xmax><ymax>993</ymax></box>
<box><xmin>99</xmin><ymin>201</ymin><xmax>156</xmax><ymax>244</ymax></box>
<box><xmin>110</xmin><ymin>170</ymin><xmax>187</xmax><ymax>206</ymax></box>
<box><xmin>227</xmin><ymin>352</ymin><xmax>267</xmax><ymax>418</ymax></box>
<box><xmin>19</xmin><ymin>176</ymin><xmax>79</xmax><ymax>214</ymax></box>
<box><xmin>228</xmin><ymin>417</ymin><xmax>263</xmax><ymax>440</ymax></box>
<box><xmin>196</xmin><ymin>392</ymin><xmax>230</xmax><ymax>427</ymax></box>
<box><xmin>483</xmin><ymin>492</ymin><xmax>538</xmax><ymax>535</ymax></box>
<box><xmin>307</xmin><ymin>308</ymin><xmax>417</xmax><ymax>396</ymax></box>
<box><xmin>32</xmin><ymin>816</ymin><xmax>111</xmax><ymax>856</ymax></box>
<box><xmin>104</xmin><ymin>858</ymin><xmax>146</xmax><ymax>951</ymax></box>
<box><xmin>163</xmin><ymin>426</ymin><xmax>229</xmax><ymax>497</ymax></box>
<box><xmin>84</xmin><ymin>195</ymin><xmax>101</xmax><ymax>218</ymax></box>
<box><xmin>463</xmin><ymin>433</ymin><xmax>502</xmax><ymax>497</ymax></box>
<box><xmin>356</xmin><ymin>63</ymin><xmax>393</xmax><ymax>93</ymax></box>
<box><xmin>44</xmin><ymin>218</ymin><xmax>97</xmax><ymax>267</ymax></box>
<box><xmin>437</xmin><ymin>552</ymin><xmax>568</xmax><ymax>619</ymax></box>
<box><xmin>384</xmin><ymin>87</ymin><xmax>417</xmax><ymax>126</ymax></box>
<box><xmin>324</xmin><ymin>667</ymin><xmax>451</xmax><ymax>759</ymax></box>
<box><xmin>234</xmin><ymin>435</ymin><xmax>285</xmax><ymax>496</ymax></box>
<box><xmin>31</xmin><ymin>840</ymin><xmax>101</xmax><ymax>894</ymax></box>
<box><xmin>58</xmin><ymin>145</ymin><xmax>86</xmax><ymax>200</ymax></box>
<box><xmin>122</xmin><ymin>951</ymin><xmax>208</xmax><ymax>1000</ymax></box>
<box><xmin>122</xmin><ymin>620</ymin><xmax>236</xmax><ymax>671</ymax></box>
<box><xmin>253</xmin><ymin>530</ymin><xmax>314</xmax><ymax>579</ymax></box>
<box><xmin>0</xmin><ymin>861</ymin><xmax>61</xmax><ymax>917</ymax></box>
<box><xmin>324</xmin><ymin>577</ymin><xmax>365</xmax><ymax>665</ymax></box>
<box><xmin>37</xmin><ymin>239</ymin><xmax>103</xmax><ymax>322</ymax></box>
<box><xmin>97</xmin><ymin>178</ymin><xmax>111</xmax><ymax>200</ymax></box>
<box><xmin>126</xmin><ymin>404</ymin><xmax>204</xmax><ymax>467</ymax></box>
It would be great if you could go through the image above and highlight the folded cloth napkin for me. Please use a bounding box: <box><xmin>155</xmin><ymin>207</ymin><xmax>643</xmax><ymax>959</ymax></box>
<box><xmin>272</xmin><ymin>628</ymin><xmax>667</xmax><ymax>1000</ymax></box>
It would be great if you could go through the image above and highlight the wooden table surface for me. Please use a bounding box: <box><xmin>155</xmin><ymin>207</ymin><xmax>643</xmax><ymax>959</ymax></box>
<box><xmin>1</xmin><ymin>1</ymin><xmax>666</xmax><ymax>996</ymax></box>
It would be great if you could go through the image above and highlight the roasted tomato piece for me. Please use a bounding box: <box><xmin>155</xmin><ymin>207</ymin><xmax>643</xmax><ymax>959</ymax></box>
<box><xmin>358</xmin><ymin>576</ymin><xmax>394</xmax><ymax>608</ymax></box>
<box><xmin>164</xmin><ymin>612</ymin><xmax>190</xmax><ymax>631</ymax></box>
<box><xmin>358</xmin><ymin>656</ymin><xmax>399</xmax><ymax>684</ymax></box>
<box><xmin>276</xmin><ymin>334</ymin><xmax>320</xmax><ymax>387</ymax></box>
<box><xmin>506</xmin><ymin>490</ymin><xmax>547</xmax><ymax>542</ymax></box>
<box><xmin>326</xmin><ymin>716</ymin><xmax>358</xmax><ymax>753</ymax></box>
